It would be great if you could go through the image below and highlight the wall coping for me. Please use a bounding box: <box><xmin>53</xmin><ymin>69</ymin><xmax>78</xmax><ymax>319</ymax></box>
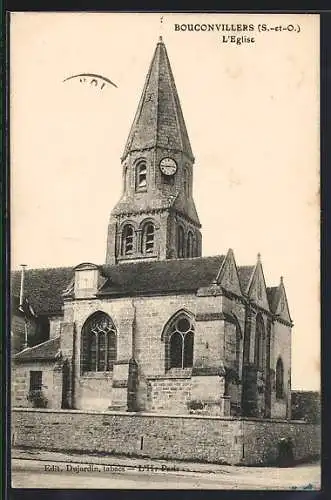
<box><xmin>12</xmin><ymin>407</ymin><xmax>318</xmax><ymax>425</ymax></box>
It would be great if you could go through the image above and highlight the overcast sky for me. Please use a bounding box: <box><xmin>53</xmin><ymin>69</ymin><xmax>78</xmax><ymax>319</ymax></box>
<box><xmin>10</xmin><ymin>13</ymin><xmax>320</xmax><ymax>391</ymax></box>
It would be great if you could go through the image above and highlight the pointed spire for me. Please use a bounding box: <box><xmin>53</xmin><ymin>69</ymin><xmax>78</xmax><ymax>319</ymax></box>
<box><xmin>257</xmin><ymin>252</ymin><xmax>261</xmax><ymax>263</ymax></box>
<box><xmin>280</xmin><ymin>276</ymin><xmax>284</xmax><ymax>284</ymax></box>
<box><xmin>122</xmin><ymin>38</ymin><xmax>194</xmax><ymax>162</ymax></box>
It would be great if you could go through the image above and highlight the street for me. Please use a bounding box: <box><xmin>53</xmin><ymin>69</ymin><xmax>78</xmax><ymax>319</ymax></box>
<box><xmin>11</xmin><ymin>457</ymin><xmax>321</xmax><ymax>490</ymax></box>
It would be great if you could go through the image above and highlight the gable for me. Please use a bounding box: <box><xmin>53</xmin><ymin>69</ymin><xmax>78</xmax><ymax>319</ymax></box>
<box><xmin>247</xmin><ymin>261</ymin><xmax>270</xmax><ymax>311</ymax></box>
<box><xmin>215</xmin><ymin>249</ymin><xmax>241</xmax><ymax>296</ymax></box>
<box><xmin>275</xmin><ymin>281</ymin><xmax>292</xmax><ymax>322</ymax></box>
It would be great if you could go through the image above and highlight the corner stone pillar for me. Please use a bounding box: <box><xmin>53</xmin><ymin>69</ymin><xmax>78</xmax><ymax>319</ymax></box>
<box><xmin>110</xmin><ymin>309</ymin><xmax>136</xmax><ymax>411</ymax></box>
<box><xmin>190</xmin><ymin>286</ymin><xmax>230</xmax><ymax>416</ymax></box>
<box><xmin>59</xmin><ymin>322</ymin><xmax>76</xmax><ymax>409</ymax></box>
<box><xmin>52</xmin><ymin>362</ymin><xmax>64</xmax><ymax>409</ymax></box>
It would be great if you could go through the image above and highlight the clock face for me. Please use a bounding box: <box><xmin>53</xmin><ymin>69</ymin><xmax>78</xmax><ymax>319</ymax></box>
<box><xmin>159</xmin><ymin>157</ymin><xmax>177</xmax><ymax>176</ymax></box>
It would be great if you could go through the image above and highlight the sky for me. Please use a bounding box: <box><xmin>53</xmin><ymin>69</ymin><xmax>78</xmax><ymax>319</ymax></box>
<box><xmin>10</xmin><ymin>13</ymin><xmax>320</xmax><ymax>391</ymax></box>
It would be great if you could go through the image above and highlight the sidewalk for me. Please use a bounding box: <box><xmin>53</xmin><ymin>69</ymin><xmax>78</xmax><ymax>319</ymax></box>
<box><xmin>12</xmin><ymin>447</ymin><xmax>320</xmax><ymax>474</ymax></box>
<box><xmin>12</xmin><ymin>447</ymin><xmax>237</xmax><ymax>474</ymax></box>
<box><xmin>11</xmin><ymin>448</ymin><xmax>321</xmax><ymax>490</ymax></box>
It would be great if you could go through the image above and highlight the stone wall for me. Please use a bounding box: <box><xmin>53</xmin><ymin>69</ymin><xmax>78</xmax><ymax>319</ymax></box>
<box><xmin>147</xmin><ymin>375</ymin><xmax>191</xmax><ymax>413</ymax></box>
<box><xmin>76</xmin><ymin>373</ymin><xmax>114</xmax><ymax>411</ymax></box>
<box><xmin>12</xmin><ymin>408</ymin><xmax>320</xmax><ymax>466</ymax></box>
<box><xmin>242</xmin><ymin>419</ymin><xmax>320</xmax><ymax>465</ymax></box>
<box><xmin>12</xmin><ymin>362</ymin><xmax>57</xmax><ymax>408</ymax></box>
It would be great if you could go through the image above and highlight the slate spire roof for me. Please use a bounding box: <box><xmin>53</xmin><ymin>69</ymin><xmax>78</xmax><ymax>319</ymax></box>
<box><xmin>122</xmin><ymin>36</ymin><xmax>194</xmax><ymax>162</ymax></box>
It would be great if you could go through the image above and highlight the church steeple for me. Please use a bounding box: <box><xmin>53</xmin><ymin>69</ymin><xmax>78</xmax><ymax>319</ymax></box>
<box><xmin>105</xmin><ymin>38</ymin><xmax>202</xmax><ymax>265</ymax></box>
<box><xmin>122</xmin><ymin>36</ymin><xmax>194</xmax><ymax>162</ymax></box>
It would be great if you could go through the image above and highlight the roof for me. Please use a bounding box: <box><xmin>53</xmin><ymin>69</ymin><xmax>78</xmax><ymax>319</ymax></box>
<box><xmin>11</xmin><ymin>267</ymin><xmax>74</xmax><ymax>315</ymax></box>
<box><xmin>13</xmin><ymin>337</ymin><xmax>60</xmax><ymax>362</ymax></box>
<box><xmin>98</xmin><ymin>256</ymin><xmax>225</xmax><ymax>296</ymax></box>
<box><xmin>266</xmin><ymin>286</ymin><xmax>279</xmax><ymax>313</ymax></box>
<box><xmin>237</xmin><ymin>266</ymin><xmax>255</xmax><ymax>294</ymax></box>
<box><xmin>10</xmin><ymin>257</ymin><xmax>277</xmax><ymax>316</ymax></box>
<box><xmin>122</xmin><ymin>37</ymin><xmax>194</xmax><ymax>161</ymax></box>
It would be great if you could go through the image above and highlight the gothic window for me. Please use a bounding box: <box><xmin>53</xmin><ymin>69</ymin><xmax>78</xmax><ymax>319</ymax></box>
<box><xmin>187</xmin><ymin>231</ymin><xmax>194</xmax><ymax>258</ymax></box>
<box><xmin>136</xmin><ymin>161</ymin><xmax>147</xmax><ymax>191</ymax></box>
<box><xmin>141</xmin><ymin>222</ymin><xmax>155</xmax><ymax>254</ymax></box>
<box><xmin>255</xmin><ymin>314</ymin><xmax>265</xmax><ymax>371</ymax></box>
<box><xmin>121</xmin><ymin>224</ymin><xmax>135</xmax><ymax>255</ymax></box>
<box><xmin>164</xmin><ymin>314</ymin><xmax>195</xmax><ymax>370</ymax></box>
<box><xmin>276</xmin><ymin>357</ymin><xmax>284</xmax><ymax>399</ymax></box>
<box><xmin>81</xmin><ymin>312</ymin><xmax>117</xmax><ymax>373</ymax></box>
<box><xmin>177</xmin><ymin>225</ymin><xmax>185</xmax><ymax>258</ymax></box>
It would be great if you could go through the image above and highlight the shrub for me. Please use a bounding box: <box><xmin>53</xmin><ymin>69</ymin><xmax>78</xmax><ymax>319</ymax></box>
<box><xmin>27</xmin><ymin>389</ymin><xmax>48</xmax><ymax>408</ymax></box>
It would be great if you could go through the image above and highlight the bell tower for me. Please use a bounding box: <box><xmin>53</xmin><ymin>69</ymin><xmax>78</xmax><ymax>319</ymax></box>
<box><xmin>106</xmin><ymin>37</ymin><xmax>202</xmax><ymax>265</ymax></box>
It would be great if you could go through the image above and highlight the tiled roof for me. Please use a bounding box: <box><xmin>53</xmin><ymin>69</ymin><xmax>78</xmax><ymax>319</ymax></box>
<box><xmin>11</xmin><ymin>267</ymin><xmax>74</xmax><ymax>315</ymax></box>
<box><xmin>99</xmin><ymin>256</ymin><xmax>225</xmax><ymax>296</ymax></box>
<box><xmin>237</xmin><ymin>266</ymin><xmax>255</xmax><ymax>294</ymax></box>
<box><xmin>13</xmin><ymin>337</ymin><xmax>60</xmax><ymax>362</ymax></box>
<box><xmin>266</xmin><ymin>286</ymin><xmax>279</xmax><ymax>313</ymax></box>
<box><xmin>10</xmin><ymin>257</ymin><xmax>262</xmax><ymax>317</ymax></box>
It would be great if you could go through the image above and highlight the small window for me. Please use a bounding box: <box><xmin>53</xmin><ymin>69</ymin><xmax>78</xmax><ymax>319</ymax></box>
<box><xmin>121</xmin><ymin>225</ymin><xmax>135</xmax><ymax>255</ymax></box>
<box><xmin>136</xmin><ymin>162</ymin><xmax>147</xmax><ymax>191</ymax></box>
<box><xmin>184</xmin><ymin>168</ymin><xmax>190</xmax><ymax>197</ymax></box>
<box><xmin>142</xmin><ymin>222</ymin><xmax>155</xmax><ymax>254</ymax></box>
<box><xmin>276</xmin><ymin>357</ymin><xmax>284</xmax><ymax>399</ymax></box>
<box><xmin>177</xmin><ymin>225</ymin><xmax>185</xmax><ymax>258</ymax></box>
<box><xmin>30</xmin><ymin>371</ymin><xmax>42</xmax><ymax>392</ymax></box>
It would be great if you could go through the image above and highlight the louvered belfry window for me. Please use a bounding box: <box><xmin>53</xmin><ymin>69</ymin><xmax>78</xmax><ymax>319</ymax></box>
<box><xmin>81</xmin><ymin>312</ymin><xmax>117</xmax><ymax>373</ymax></box>
<box><xmin>142</xmin><ymin>222</ymin><xmax>155</xmax><ymax>254</ymax></box>
<box><xmin>136</xmin><ymin>161</ymin><xmax>147</xmax><ymax>191</ymax></box>
<box><xmin>121</xmin><ymin>224</ymin><xmax>135</xmax><ymax>255</ymax></box>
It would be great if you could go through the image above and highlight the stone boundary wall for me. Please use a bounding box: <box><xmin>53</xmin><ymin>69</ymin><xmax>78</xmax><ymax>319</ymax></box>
<box><xmin>11</xmin><ymin>408</ymin><xmax>320</xmax><ymax>466</ymax></box>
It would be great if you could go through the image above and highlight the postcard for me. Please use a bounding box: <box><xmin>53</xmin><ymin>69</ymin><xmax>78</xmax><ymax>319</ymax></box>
<box><xmin>10</xmin><ymin>12</ymin><xmax>320</xmax><ymax>490</ymax></box>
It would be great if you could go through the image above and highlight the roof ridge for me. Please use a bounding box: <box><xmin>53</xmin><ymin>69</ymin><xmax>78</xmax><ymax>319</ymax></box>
<box><xmin>11</xmin><ymin>265</ymin><xmax>74</xmax><ymax>272</ymax></box>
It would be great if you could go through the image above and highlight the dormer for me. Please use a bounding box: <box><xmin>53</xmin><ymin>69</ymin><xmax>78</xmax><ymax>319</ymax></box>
<box><xmin>74</xmin><ymin>263</ymin><xmax>100</xmax><ymax>299</ymax></box>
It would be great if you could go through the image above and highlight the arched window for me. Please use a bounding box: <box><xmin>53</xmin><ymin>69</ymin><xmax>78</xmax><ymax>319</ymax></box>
<box><xmin>164</xmin><ymin>313</ymin><xmax>195</xmax><ymax>370</ymax></box>
<box><xmin>177</xmin><ymin>225</ymin><xmax>185</xmax><ymax>258</ymax></box>
<box><xmin>121</xmin><ymin>224</ymin><xmax>135</xmax><ymax>255</ymax></box>
<box><xmin>81</xmin><ymin>312</ymin><xmax>117</xmax><ymax>373</ymax></box>
<box><xmin>276</xmin><ymin>357</ymin><xmax>284</xmax><ymax>399</ymax></box>
<box><xmin>136</xmin><ymin>161</ymin><xmax>147</xmax><ymax>191</ymax></box>
<box><xmin>141</xmin><ymin>222</ymin><xmax>155</xmax><ymax>254</ymax></box>
<box><xmin>255</xmin><ymin>314</ymin><xmax>265</xmax><ymax>371</ymax></box>
<box><xmin>187</xmin><ymin>231</ymin><xmax>194</xmax><ymax>258</ymax></box>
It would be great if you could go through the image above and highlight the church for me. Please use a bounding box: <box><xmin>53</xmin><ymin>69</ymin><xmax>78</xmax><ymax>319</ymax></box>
<box><xmin>12</xmin><ymin>36</ymin><xmax>293</xmax><ymax>420</ymax></box>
